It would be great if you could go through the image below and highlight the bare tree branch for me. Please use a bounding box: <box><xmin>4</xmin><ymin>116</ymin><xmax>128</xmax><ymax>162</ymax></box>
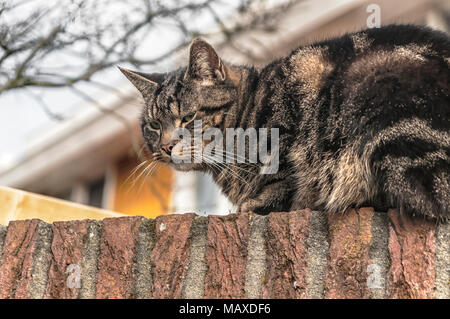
<box><xmin>24</xmin><ymin>87</ymin><xmax>65</xmax><ymax>121</ymax></box>
<box><xmin>0</xmin><ymin>0</ymin><xmax>217</xmax><ymax>92</ymax></box>
<box><xmin>0</xmin><ymin>0</ymin><xmax>300</xmax><ymax>94</ymax></box>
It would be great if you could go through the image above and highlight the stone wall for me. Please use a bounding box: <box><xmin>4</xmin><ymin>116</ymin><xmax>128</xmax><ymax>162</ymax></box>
<box><xmin>0</xmin><ymin>208</ymin><xmax>448</xmax><ymax>299</ymax></box>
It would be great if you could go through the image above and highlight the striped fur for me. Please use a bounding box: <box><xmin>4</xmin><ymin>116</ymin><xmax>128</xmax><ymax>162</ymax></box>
<box><xmin>120</xmin><ymin>25</ymin><xmax>450</xmax><ymax>220</ymax></box>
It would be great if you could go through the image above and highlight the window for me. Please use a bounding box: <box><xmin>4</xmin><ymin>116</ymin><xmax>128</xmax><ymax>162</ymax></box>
<box><xmin>88</xmin><ymin>178</ymin><xmax>105</xmax><ymax>208</ymax></box>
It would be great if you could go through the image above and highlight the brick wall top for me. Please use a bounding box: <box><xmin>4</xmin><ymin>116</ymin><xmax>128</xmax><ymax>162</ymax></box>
<box><xmin>0</xmin><ymin>208</ymin><xmax>448</xmax><ymax>299</ymax></box>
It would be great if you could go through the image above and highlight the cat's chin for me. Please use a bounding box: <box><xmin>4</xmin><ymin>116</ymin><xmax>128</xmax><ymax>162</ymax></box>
<box><xmin>169</xmin><ymin>162</ymin><xmax>201</xmax><ymax>172</ymax></box>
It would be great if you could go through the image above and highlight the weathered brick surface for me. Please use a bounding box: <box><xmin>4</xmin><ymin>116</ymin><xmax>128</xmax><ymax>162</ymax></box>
<box><xmin>134</xmin><ymin>218</ymin><xmax>156</xmax><ymax>299</ymax></box>
<box><xmin>0</xmin><ymin>208</ymin><xmax>447</xmax><ymax>299</ymax></box>
<box><xmin>324</xmin><ymin>208</ymin><xmax>374</xmax><ymax>299</ymax></box>
<box><xmin>79</xmin><ymin>221</ymin><xmax>101</xmax><ymax>299</ymax></box>
<box><xmin>44</xmin><ymin>220</ymin><xmax>90</xmax><ymax>299</ymax></box>
<box><xmin>387</xmin><ymin>209</ymin><xmax>436</xmax><ymax>299</ymax></box>
<box><xmin>95</xmin><ymin>216</ymin><xmax>143</xmax><ymax>299</ymax></box>
<box><xmin>150</xmin><ymin>213</ymin><xmax>194</xmax><ymax>298</ymax></box>
<box><xmin>182</xmin><ymin>216</ymin><xmax>208</xmax><ymax>299</ymax></box>
<box><xmin>0</xmin><ymin>225</ymin><xmax>6</xmax><ymax>263</ymax></box>
<box><xmin>0</xmin><ymin>220</ymin><xmax>40</xmax><ymax>298</ymax></box>
<box><xmin>262</xmin><ymin>210</ymin><xmax>310</xmax><ymax>299</ymax></box>
<box><xmin>204</xmin><ymin>213</ymin><xmax>250</xmax><ymax>298</ymax></box>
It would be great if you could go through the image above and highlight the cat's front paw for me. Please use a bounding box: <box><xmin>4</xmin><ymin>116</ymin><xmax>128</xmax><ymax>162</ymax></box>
<box><xmin>238</xmin><ymin>200</ymin><xmax>259</xmax><ymax>213</ymax></box>
<box><xmin>238</xmin><ymin>199</ymin><xmax>273</xmax><ymax>215</ymax></box>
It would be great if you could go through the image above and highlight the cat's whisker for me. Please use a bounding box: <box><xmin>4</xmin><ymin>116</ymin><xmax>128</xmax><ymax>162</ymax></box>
<box><xmin>133</xmin><ymin>160</ymin><xmax>158</xmax><ymax>187</ymax></box>
<box><xmin>145</xmin><ymin>161</ymin><xmax>161</xmax><ymax>180</ymax></box>
<box><xmin>124</xmin><ymin>160</ymin><xmax>149</xmax><ymax>185</ymax></box>
<box><xmin>137</xmin><ymin>161</ymin><xmax>161</xmax><ymax>194</ymax></box>
<box><xmin>136</xmin><ymin>144</ymin><xmax>147</xmax><ymax>159</ymax></box>
<box><xmin>198</xmin><ymin>149</ymin><xmax>259</xmax><ymax>177</ymax></box>
<box><xmin>188</xmin><ymin>149</ymin><xmax>232</xmax><ymax>184</ymax></box>
<box><xmin>180</xmin><ymin>145</ymin><xmax>258</xmax><ymax>169</ymax></box>
<box><xmin>179</xmin><ymin>146</ymin><xmax>259</xmax><ymax>186</ymax></box>
<box><xmin>209</xmin><ymin>148</ymin><xmax>260</xmax><ymax>166</ymax></box>
<box><xmin>202</xmin><ymin>153</ymin><xmax>252</xmax><ymax>190</ymax></box>
<box><xmin>211</xmin><ymin>149</ymin><xmax>260</xmax><ymax>170</ymax></box>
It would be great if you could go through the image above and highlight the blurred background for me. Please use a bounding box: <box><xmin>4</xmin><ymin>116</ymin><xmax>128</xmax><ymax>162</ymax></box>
<box><xmin>0</xmin><ymin>0</ymin><xmax>449</xmax><ymax>222</ymax></box>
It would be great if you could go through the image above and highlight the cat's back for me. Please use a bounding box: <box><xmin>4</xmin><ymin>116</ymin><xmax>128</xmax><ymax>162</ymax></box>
<box><xmin>275</xmin><ymin>25</ymin><xmax>447</xmax><ymax>129</ymax></box>
<box><xmin>289</xmin><ymin>24</ymin><xmax>449</xmax><ymax>68</ymax></box>
<box><xmin>337</xmin><ymin>24</ymin><xmax>450</xmax><ymax>90</ymax></box>
<box><xmin>283</xmin><ymin>25</ymin><xmax>450</xmax><ymax>218</ymax></box>
<box><xmin>282</xmin><ymin>24</ymin><xmax>449</xmax><ymax>135</ymax></box>
<box><xmin>360</xmin><ymin>24</ymin><xmax>449</xmax><ymax>56</ymax></box>
<box><xmin>336</xmin><ymin>25</ymin><xmax>449</xmax><ymax>135</ymax></box>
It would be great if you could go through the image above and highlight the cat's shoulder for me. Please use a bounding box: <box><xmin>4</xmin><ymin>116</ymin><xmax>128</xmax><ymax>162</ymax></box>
<box><xmin>277</xmin><ymin>24</ymin><xmax>449</xmax><ymax>75</ymax></box>
<box><xmin>287</xmin><ymin>24</ymin><xmax>449</xmax><ymax>60</ymax></box>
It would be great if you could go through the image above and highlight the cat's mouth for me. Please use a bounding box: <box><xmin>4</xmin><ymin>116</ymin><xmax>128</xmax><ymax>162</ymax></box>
<box><xmin>155</xmin><ymin>142</ymin><xmax>204</xmax><ymax>171</ymax></box>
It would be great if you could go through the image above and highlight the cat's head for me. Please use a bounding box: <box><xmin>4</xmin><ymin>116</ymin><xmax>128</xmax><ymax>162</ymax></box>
<box><xmin>119</xmin><ymin>39</ymin><xmax>241</xmax><ymax>171</ymax></box>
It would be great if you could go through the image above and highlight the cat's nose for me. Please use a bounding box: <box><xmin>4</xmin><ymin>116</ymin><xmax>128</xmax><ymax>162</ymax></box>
<box><xmin>161</xmin><ymin>142</ymin><xmax>174</xmax><ymax>156</ymax></box>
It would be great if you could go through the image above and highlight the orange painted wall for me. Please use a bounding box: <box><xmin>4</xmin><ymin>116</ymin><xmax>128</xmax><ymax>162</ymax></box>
<box><xmin>113</xmin><ymin>155</ymin><xmax>173</xmax><ymax>219</ymax></box>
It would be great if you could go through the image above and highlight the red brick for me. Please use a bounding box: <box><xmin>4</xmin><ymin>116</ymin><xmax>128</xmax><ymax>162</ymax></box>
<box><xmin>150</xmin><ymin>213</ymin><xmax>194</xmax><ymax>298</ymax></box>
<box><xmin>95</xmin><ymin>216</ymin><xmax>143</xmax><ymax>299</ymax></box>
<box><xmin>387</xmin><ymin>209</ymin><xmax>436</xmax><ymax>299</ymax></box>
<box><xmin>204</xmin><ymin>213</ymin><xmax>250</xmax><ymax>299</ymax></box>
<box><xmin>262</xmin><ymin>210</ymin><xmax>310</xmax><ymax>299</ymax></box>
<box><xmin>0</xmin><ymin>220</ymin><xmax>40</xmax><ymax>298</ymax></box>
<box><xmin>44</xmin><ymin>220</ymin><xmax>90</xmax><ymax>299</ymax></box>
<box><xmin>324</xmin><ymin>208</ymin><xmax>374</xmax><ymax>299</ymax></box>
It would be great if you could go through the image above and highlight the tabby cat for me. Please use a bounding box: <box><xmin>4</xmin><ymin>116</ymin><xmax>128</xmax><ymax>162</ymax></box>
<box><xmin>120</xmin><ymin>24</ymin><xmax>450</xmax><ymax>220</ymax></box>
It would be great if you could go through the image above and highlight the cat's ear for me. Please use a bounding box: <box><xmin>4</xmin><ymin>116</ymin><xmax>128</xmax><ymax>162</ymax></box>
<box><xmin>185</xmin><ymin>38</ymin><xmax>227</xmax><ymax>85</ymax></box>
<box><xmin>118</xmin><ymin>67</ymin><xmax>164</xmax><ymax>98</ymax></box>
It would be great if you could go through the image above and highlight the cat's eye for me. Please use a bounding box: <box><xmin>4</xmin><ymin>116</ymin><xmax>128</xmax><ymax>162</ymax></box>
<box><xmin>182</xmin><ymin>113</ymin><xmax>196</xmax><ymax>123</ymax></box>
<box><xmin>149</xmin><ymin>120</ymin><xmax>161</xmax><ymax>130</ymax></box>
